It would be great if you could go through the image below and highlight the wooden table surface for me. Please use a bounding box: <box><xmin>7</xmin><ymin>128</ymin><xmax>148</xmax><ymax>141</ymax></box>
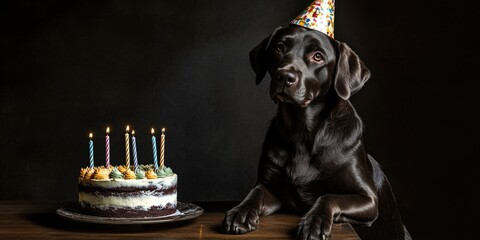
<box><xmin>0</xmin><ymin>201</ymin><xmax>360</xmax><ymax>239</ymax></box>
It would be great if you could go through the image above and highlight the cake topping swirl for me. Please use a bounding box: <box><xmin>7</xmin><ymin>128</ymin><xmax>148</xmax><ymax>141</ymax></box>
<box><xmin>156</xmin><ymin>167</ymin><xmax>174</xmax><ymax>178</ymax></box>
<box><xmin>117</xmin><ymin>165</ymin><xmax>128</xmax><ymax>174</ymax></box>
<box><xmin>124</xmin><ymin>168</ymin><xmax>136</xmax><ymax>180</ymax></box>
<box><xmin>79</xmin><ymin>165</ymin><xmax>174</xmax><ymax>180</ymax></box>
<box><xmin>79</xmin><ymin>168</ymin><xmax>88</xmax><ymax>179</ymax></box>
<box><xmin>93</xmin><ymin>167</ymin><xmax>111</xmax><ymax>180</ymax></box>
<box><xmin>84</xmin><ymin>168</ymin><xmax>95</xmax><ymax>180</ymax></box>
<box><xmin>135</xmin><ymin>169</ymin><xmax>146</xmax><ymax>179</ymax></box>
<box><xmin>145</xmin><ymin>169</ymin><xmax>158</xmax><ymax>179</ymax></box>
<box><xmin>110</xmin><ymin>167</ymin><xmax>123</xmax><ymax>179</ymax></box>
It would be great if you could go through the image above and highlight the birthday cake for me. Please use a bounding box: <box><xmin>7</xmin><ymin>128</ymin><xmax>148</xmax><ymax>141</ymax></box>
<box><xmin>78</xmin><ymin>165</ymin><xmax>177</xmax><ymax>218</ymax></box>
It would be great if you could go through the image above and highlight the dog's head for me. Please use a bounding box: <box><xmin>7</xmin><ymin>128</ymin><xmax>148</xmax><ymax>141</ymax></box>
<box><xmin>251</xmin><ymin>25</ymin><xmax>370</xmax><ymax>107</ymax></box>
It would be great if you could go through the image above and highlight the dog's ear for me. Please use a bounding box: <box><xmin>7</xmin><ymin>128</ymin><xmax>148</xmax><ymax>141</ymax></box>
<box><xmin>331</xmin><ymin>40</ymin><xmax>371</xmax><ymax>100</ymax></box>
<box><xmin>250</xmin><ymin>27</ymin><xmax>282</xmax><ymax>85</ymax></box>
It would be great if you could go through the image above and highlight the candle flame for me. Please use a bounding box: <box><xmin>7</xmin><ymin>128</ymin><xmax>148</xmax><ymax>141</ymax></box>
<box><xmin>132</xmin><ymin>130</ymin><xmax>135</xmax><ymax>135</ymax></box>
<box><xmin>89</xmin><ymin>133</ymin><xmax>93</xmax><ymax>139</ymax></box>
<box><xmin>162</xmin><ymin>128</ymin><xmax>166</xmax><ymax>134</ymax></box>
<box><xmin>106</xmin><ymin>127</ymin><xmax>110</xmax><ymax>134</ymax></box>
<box><xmin>151</xmin><ymin>128</ymin><xmax>155</xmax><ymax>134</ymax></box>
<box><xmin>126</xmin><ymin>125</ymin><xmax>130</xmax><ymax>132</ymax></box>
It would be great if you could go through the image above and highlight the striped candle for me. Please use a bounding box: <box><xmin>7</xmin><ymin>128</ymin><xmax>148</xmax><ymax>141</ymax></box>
<box><xmin>160</xmin><ymin>128</ymin><xmax>165</xmax><ymax>169</ymax></box>
<box><xmin>125</xmin><ymin>125</ymin><xmax>130</xmax><ymax>168</ymax></box>
<box><xmin>131</xmin><ymin>130</ymin><xmax>138</xmax><ymax>171</ymax></box>
<box><xmin>88</xmin><ymin>133</ymin><xmax>94</xmax><ymax>168</ymax></box>
<box><xmin>151</xmin><ymin>128</ymin><xmax>159</xmax><ymax>170</ymax></box>
<box><xmin>105</xmin><ymin>127</ymin><xmax>110</xmax><ymax>168</ymax></box>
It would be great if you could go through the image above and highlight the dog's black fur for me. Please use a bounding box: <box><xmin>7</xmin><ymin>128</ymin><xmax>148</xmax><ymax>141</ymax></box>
<box><xmin>223</xmin><ymin>26</ymin><xmax>412</xmax><ymax>240</ymax></box>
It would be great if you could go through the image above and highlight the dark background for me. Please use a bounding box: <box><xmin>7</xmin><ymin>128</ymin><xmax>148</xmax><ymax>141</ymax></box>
<box><xmin>1</xmin><ymin>0</ymin><xmax>479</xmax><ymax>239</ymax></box>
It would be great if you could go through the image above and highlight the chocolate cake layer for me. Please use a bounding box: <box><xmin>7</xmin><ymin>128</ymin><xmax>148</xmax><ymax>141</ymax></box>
<box><xmin>79</xmin><ymin>202</ymin><xmax>177</xmax><ymax>218</ymax></box>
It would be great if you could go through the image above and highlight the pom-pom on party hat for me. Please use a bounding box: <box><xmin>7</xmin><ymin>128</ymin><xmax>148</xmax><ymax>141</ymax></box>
<box><xmin>290</xmin><ymin>0</ymin><xmax>335</xmax><ymax>38</ymax></box>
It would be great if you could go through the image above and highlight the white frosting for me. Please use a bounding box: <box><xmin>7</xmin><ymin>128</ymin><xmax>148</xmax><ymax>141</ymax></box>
<box><xmin>79</xmin><ymin>174</ymin><xmax>177</xmax><ymax>211</ymax></box>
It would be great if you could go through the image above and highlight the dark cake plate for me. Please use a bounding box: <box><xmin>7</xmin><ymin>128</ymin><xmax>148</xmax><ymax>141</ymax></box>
<box><xmin>56</xmin><ymin>202</ymin><xmax>203</xmax><ymax>224</ymax></box>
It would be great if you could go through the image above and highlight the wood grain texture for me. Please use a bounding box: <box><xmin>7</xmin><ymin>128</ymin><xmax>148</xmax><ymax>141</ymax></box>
<box><xmin>0</xmin><ymin>201</ymin><xmax>360</xmax><ymax>239</ymax></box>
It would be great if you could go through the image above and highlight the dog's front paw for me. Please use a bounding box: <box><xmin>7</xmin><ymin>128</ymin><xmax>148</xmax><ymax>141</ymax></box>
<box><xmin>296</xmin><ymin>212</ymin><xmax>332</xmax><ymax>240</ymax></box>
<box><xmin>223</xmin><ymin>206</ymin><xmax>260</xmax><ymax>234</ymax></box>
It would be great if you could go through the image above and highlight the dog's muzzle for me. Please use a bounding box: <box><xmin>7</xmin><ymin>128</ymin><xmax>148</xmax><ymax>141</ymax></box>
<box><xmin>271</xmin><ymin>68</ymin><xmax>315</xmax><ymax>107</ymax></box>
<box><xmin>271</xmin><ymin>69</ymin><xmax>298</xmax><ymax>104</ymax></box>
<box><xmin>274</xmin><ymin>69</ymin><xmax>298</xmax><ymax>87</ymax></box>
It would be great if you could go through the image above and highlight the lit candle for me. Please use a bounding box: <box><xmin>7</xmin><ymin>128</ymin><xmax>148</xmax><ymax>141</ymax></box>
<box><xmin>105</xmin><ymin>127</ymin><xmax>110</xmax><ymax>168</ymax></box>
<box><xmin>89</xmin><ymin>133</ymin><xmax>94</xmax><ymax>168</ymax></box>
<box><xmin>131</xmin><ymin>130</ymin><xmax>139</xmax><ymax>171</ymax></box>
<box><xmin>151</xmin><ymin>128</ymin><xmax>159</xmax><ymax>170</ymax></box>
<box><xmin>125</xmin><ymin>125</ymin><xmax>130</xmax><ymax>168</ymax></box>
<box><xmin>160</xmin><ymin>128</ymin><xmax>166</xmax><ymax>169</ymax></box>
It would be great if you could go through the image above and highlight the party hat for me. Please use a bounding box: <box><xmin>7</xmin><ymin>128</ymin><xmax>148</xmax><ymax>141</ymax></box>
<box><xmin>290</xmin><ymin>0</ymin><xmax>335</xmax><ymax>38</ymax></box>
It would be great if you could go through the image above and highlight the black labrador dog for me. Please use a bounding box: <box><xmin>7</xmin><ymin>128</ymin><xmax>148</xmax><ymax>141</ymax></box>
<box><xmin>223</xmin><ymin>25</ymin><xmax>412</xmax><ymax>240</ymax></box>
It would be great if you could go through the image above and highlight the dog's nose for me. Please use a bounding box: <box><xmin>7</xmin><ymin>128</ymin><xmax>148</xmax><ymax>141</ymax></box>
<box><xmin>275</xmin><ymin>70</ymin><xmax>298</xmax><ymax>87</ymax></box>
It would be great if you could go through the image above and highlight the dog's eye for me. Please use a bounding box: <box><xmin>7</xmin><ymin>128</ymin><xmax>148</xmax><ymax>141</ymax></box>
<box><xmin>312</xmin><ymin>52</ymin><xmax>323</xmax><ymax>62</ymax></box>
<box><xmin>275</xmin><ymin>42</ymin><xmax>286</xmax><ymax>53</ymax></box>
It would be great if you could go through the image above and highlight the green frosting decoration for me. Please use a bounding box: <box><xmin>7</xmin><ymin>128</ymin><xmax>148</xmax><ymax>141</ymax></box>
<box><xmin>110</xmin><ymin>167</ymin><xmax>123</xmax><ymax>179</ymax></box>
<box><xmin>155</xmin><ymin>167</ymin><xmax>174</xmax><ymax>178</ymax></box>
<box><xmin>139</xmin><ymin>165</ymin><xmax>148</xmax><ymax>171</ymax></box>
<box><xmin>164</xmin><ymin>167</ymin><xmax>174</xmax><ymax>176</ymax></box>
<box><xmin>135</xmin><ymin>169</ymin><xmax>146</xmax><ymax>179</ymax></box>
<box><xmin>155</xmin><ymin>168</ymin><xmax>167</xmax><ymax>178</ymax></box>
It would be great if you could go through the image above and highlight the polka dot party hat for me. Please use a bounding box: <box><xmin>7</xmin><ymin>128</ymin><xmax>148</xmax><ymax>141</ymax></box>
<box><xmin>290</xmin><ymin>0</ymin><xmax>335</xmax><ymax>38</ymax></box>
